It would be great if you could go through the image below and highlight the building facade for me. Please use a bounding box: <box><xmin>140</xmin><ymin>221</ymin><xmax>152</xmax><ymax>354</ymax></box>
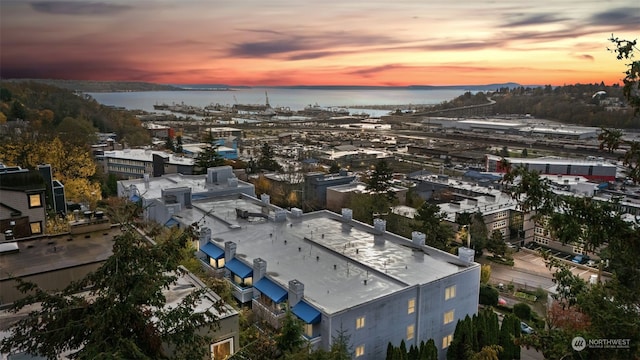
<box><xmin>123</xmin><ymin>168</ymin><xmax>480</xmax><ymax>359</ymax></box>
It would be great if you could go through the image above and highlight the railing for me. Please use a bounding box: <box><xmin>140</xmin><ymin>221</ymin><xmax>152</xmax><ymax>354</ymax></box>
<box><xmin>229</xmin><ymin>281</ymin><xmax>254</xmax><ymax>303</ymax></box>
<box><xmin>252</xmin><ymin>299</ymin><xmax>285</xmax><ymax>329</ymax></box>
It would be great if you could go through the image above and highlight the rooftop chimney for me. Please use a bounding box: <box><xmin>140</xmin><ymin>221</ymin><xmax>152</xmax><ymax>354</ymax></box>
<box><xmin>458</xmin><ymin>246</ymin><xmax>475</xmax><ymax>265</ymax></box>
<box><xmin>253</xmin><ymin>258</ymin><xmax>267</xmax><ymax>283</ymax></box>
<box><xmin>412</xmin><ymin>231</ymin><xmax>425</xmax><ymax>246</ymax></box>
<box><xmin>224</xmin><ymin>241</ymin><xmax>237</xmax><ymax>262</ymax></box>
<box><xmin>288</xmin><ymin>279</ymin><xmax>304</xmax><ymax>307</ymax></box>
<box><xmin>373</xmin><ymin>218</ymin><xmax>386</xmax><ymax>234</ymax></box>
<box><xmin>198</xmin><ymin>226</ymin><xmax>212</xmax><ymax>250</ymax></box>
<box><xmin>261</xmin><ymin>194</ymin><xmax>270</xmax><ymax>205</ymax></box>
<box><xmin>341</xmin><ymin>208</ymin><xmax>353</xmax><ymax>222</ymax></box>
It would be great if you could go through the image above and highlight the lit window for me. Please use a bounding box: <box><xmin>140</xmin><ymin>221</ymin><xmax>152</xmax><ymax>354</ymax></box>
<box><xmin>355</xmin><ymin>345</ymin><xmax>365</xmax><ymax>357</ymax></box>
<box><xmin>442</xmin><ymin>334</ymin><xmax>453</xmax><ymax>349</ymax></box>
<box><xmin>304</xmin><ymin>323</ymin><xmax>313</xmax><ymax>338</ymax></box>
<box><xmin>408</xmin><ymin>298</ymin><xmax>416</xmax><ymax>314</ymax></box>
<box><xmin>211</xmin><ymin>337</ymin><xmax>233</xmax><ymax>359</ymax></box>
<box><xmin>30</xmin><ymin>222</ymin><xmax>42</xmax><ymax>235</ymax></box>
<box><xmin>444</xmin><ymin>310</ymin><xmax>454</xmax><ymax>324</ymax></box>
<box><xmin>28</xmin><ymin>193</ymin><xmax>42</xmax><ymax>208</ymax></box>
<box><xmin>407</xmin><ymin>324</ymin><xmax>415</xmax><ymax>340</ymax></box>
<box><xmin>445</xmin><ymin>285</ymin><xmax>456</xmax><ymax>300</ymax></box>
<box><xmin>356</xmin><ymin>316</ymin><xmax>365</xmax><ymax>329</ymax></box>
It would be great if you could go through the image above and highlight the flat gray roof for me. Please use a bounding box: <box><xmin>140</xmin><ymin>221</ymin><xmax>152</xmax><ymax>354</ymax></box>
<box><xmin>0</xmin><ymin>226</ymin><xmax>121</xmax><ymax>281</ymax></box>
<box><xmin>179</xmin><ymin>196</ymin><xmax>474</xmax><ymax>315</ymax></box>
<box><xmin>120</xmin><ymin>173</ymin><xmax>253</xmax><ymax>200</ymax></box>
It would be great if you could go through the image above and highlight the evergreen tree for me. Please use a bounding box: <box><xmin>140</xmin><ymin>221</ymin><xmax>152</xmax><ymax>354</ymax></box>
<box><xmin>275</xmin><ymin>309</ymin><xmax>305</xmax><ymax>355</ymax></box>
<box><xmin>422</xmin><ymin>339</ymin><xmax>438</xmax><ymax>360</ymax></box>
<box><xmin>176</xmin><ymin>135</ymin><xmax>183</xmax><ymax>153</ymax></box>
<box><xmin>165</xmin><ymin>135</ymin><xmax>175</xmax><ymax>151</ymax></box>
<box><xmin>414</xmin><ymin>201</ymin><xmax>453</xmax><ymax>251</ymax></box>
<box><xmin>498</xmin><ymin>314</ymin><xmax>519</xmax><ymax>360</ymax></box>
<box><xmin>0</xmin><ymin>205</ymin><xmax>221</xmax><ymax>359</ymax></box>
<box><xmin>447</xmin><ymin>315</ymin><xmax>474</xmax><ymax>360</ymax></box>
<box><xmin>257</xmin><ymin>143</ymin><xmax>283</xmax><ymax>172</ymax></box>
<box><xmin>194</xmin><ymin>132</ymin><xmax>224</xmax><ymax>174</ymax></box>
<box><xmin>329</xmin><ymin>325</ymin><xmax>352</xmax><ymax>360</ymax></box>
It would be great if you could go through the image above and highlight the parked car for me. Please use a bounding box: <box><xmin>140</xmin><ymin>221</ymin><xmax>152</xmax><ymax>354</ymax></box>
<box><xmin>571</xmin><ymin>255</ymin><xmax>589</xmax><ymax>264</ymax></box>
<box><xmin>520</xmin><ymin>322</ymin><xmax>535</xmax><ymax>334</ymax></box>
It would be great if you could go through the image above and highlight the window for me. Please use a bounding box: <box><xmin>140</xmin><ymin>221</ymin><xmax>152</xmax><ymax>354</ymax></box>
<box><xmin>442</xmin><ymin>334</ymin><xmax>453</xmax><ymax>349</ymax></box>
<box><xmin>408</xmin><ymin>298</ymin><xmax>416</xmax><ymax>314</ymax></box>
<box><xmin>28</xmin><ymin>193</ymin><xmax>42</xmax><ymax>208</ymax></box>
<box><xmin>444</xmin><ymin>310</ymin><xmax>454</xmax><ymax>324</ymax></box>
<box><xmin>355</xmin><ymin>345</ymin><xmax>365</xmax><ymax>357</ymax></box>
<box><xmin>445</xmin><ymin>285</ymin><xmax>456</xmax><ymax>300</ymax></box>
<box><xmin>407</xmin><ymin>324</ymin><xmax>415</xmax><ymax>340</ymax></box>
<box><xmin>30</xmin><ymin>221</ymin><xmax>42</xmax><ymax>235</ymax></box>
<box><xmin>356</xmin><ymin>316</ymin><xmax>365</xmax><ymax>329</ymax></box>
<box><xmin>211</xmin><ymin>337</ymin><xmax>233</xmax><ymax>360</ymax></box>
<box><xmin>304</xmin><ymin>323</ymin><xmax>313</xmax><ymax>338</ymax></box>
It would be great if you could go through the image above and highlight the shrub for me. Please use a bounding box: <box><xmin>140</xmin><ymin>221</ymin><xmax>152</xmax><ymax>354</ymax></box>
<box><xmin>479</xmin><ymin>284</ymin><xmax>499</xmax><ymax>306</ymax></box>
<box><xmin>513</xmin><ymin>303</ymin><xmax>532</xmax><ymax>321</ymax></box>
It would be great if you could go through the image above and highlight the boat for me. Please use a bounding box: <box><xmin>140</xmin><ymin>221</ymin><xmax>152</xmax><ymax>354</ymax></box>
<box><xmin>153</xmin><ymin>102</ymin><xmax>170</xmax><ymax>110</ymax></box>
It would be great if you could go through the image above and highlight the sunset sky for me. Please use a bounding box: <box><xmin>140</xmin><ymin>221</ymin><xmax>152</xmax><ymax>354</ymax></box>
<box><xmin>1</xmin><ymin>1</ymin><xmax>639</xmax><ymax>86</ymax></box>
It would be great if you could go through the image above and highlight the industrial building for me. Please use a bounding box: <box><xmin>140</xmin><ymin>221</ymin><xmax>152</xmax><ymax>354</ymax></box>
<box><xmin>485</xmin><ymin>154</ymin><xmax>617</xmax><ymax>182</ymax></box>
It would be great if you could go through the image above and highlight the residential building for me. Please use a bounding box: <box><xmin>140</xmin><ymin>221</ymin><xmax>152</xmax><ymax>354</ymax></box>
<box><xmin>117</xmin><ymin>166</ymin><xmax>255</xmax><ymax>227</ymax></box>
<box><xmin>123</xmin><ymin>168</ymin><xmax>480</xmax><ymax>359</ymax></box>
<box><xmin>325</xmin><ymin>181</ymin><xmax>408</xmax><ymax>213</ymax></box>
<box><xmin>0</xmin><ymin>166</ymin><xmax>47</xmax><ymax>240</ymax></box>
<box><xmin>0</xmin><ymin>218</ymin><xmax>239</xmax><ymax>359</ymax></box>
<box><xmin>304</xmin><ymin>171</ymin><xmax>357</xmax><ymax>210</ymax></box>
<box><xmin>99</xmin><ymin>149</ymin><xmax>195</xmax><ymax>179</ymax></box>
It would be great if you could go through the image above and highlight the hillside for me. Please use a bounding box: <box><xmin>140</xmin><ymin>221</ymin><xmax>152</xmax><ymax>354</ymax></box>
<box><xmin>2</xmin><ymin>79</ymin><xmax>181</xmax><ymax>92</ymax></box>
<box><xmin>433</xmin><ymin>83</ymin><xmax>638</xmax><ymax>129</ymax></box>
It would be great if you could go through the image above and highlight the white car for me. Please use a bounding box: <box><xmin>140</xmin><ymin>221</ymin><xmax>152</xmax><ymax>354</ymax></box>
<box><xmin>520</xmin><ymin>322</ymin><xmax>534</xmax><ymax>334</ymax></box>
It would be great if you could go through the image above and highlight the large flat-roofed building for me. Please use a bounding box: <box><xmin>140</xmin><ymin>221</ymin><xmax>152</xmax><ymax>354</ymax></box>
<box><xmin>486</xmin><ymin>154</ymin><xmax>617</xmax><ymax>182</ymax></box>
<box><xmin>163</xmin><ymin>195</ymin><xmax>479</xmax><ymax>359</ymax></box>
<box><xmin>117</xmin><ymin>166</ymin><xmax>255</xmax><ymax>227</ymax></box>
<box><xmin>100</xmin><ymin>149</ymin><xmax>195</xmax><ymax>179</ymax></box>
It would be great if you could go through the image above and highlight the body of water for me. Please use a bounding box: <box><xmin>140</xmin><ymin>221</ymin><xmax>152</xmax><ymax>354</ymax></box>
<box><xmin>89</xmin><ymin>88</ymin><xmax>470</xmax><ymax>116</ymax></box>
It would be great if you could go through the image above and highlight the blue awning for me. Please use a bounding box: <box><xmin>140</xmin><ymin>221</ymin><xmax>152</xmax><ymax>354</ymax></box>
<box><xmin>292</xmin><ymin>301</ymin><xmax>321</xmax><ymax>324</ymax></box>
<box><xmin>254</xmin><ymin>278</ymin><xmax>287</xmax><ymax>303</ymax></box>
<box><xmin>201</xmin><ymin>243</ymin><xmax>224</xmax><ymax>259</ymax></box>
<box><xmin>129</xmin><ymin>194</ymin><xmax>140</xmax><ymax>202</ymax></box>
<box><xmin>164</xmin><ymin>218</ymin><xmax>180</xmax><ymax>228</ymax></box>
<box><xmin>225</xmin><ymin>258</ymin><xmax>252</xmax><ymax>278</ymax></box>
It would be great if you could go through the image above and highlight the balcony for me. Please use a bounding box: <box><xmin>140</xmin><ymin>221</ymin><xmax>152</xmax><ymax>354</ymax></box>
<box><xmin>229</xmin><ymin>281</ymin><xmax>254</xmax><ymax>304</ymax></box>
<box><xmin>197</xmin><ymin>259</ymin><xmax>226</xmax><ymax>279</ymax></box>
<box><xmin>252</xmin><ymin>299</ymin><xmax>285</xmax><ymax>329</ymax></box>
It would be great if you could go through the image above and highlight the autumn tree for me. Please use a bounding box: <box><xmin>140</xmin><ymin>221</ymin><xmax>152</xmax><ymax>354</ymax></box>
<box><xmin>0</xmin><ymin>205</ymin><xmax>222</xmax><ymax>359</ymax></box>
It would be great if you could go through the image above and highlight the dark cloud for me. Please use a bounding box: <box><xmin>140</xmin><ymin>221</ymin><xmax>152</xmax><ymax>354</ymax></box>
<box><xmin>228</xmin><ymin>30</ymin><xmax>397</xmax><ymax>59</ymax></box>
<box><xmin>588</xmin><ymin>7</ymin><xmax>640</xmax><ymax>26</ymax></box>
<box><xmin>30</xmin><ymin>1</ymin><xmax>132</xmax><ymax>16</ymax></box>
<box><xmin>348</xmin><ymin>64</ymin><xmax>405</xmax><ymax>77</ymax></box>
<box><xmin>229</xmin><ymin>39</ymin><xmax>309</xmax><ymax>57</ymax></box>
<box><xmin>573</xmin><ymin>54</ymin><xmax>594</xmax><ymax>61</ymax></box>
<box><xmin>502</xmin><ymin>13</ymin><xmax>568</xmax><ymax>27</ymax></box>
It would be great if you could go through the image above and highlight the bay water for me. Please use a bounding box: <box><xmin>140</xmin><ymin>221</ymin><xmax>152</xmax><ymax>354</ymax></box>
<box><xmin>89</xmin><ymin>88</ymin><xmax>470</xmax><ymax>116</ymax></box>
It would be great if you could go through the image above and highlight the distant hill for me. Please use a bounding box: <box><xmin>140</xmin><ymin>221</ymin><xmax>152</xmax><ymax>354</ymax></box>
<box><xmin>2</xmin><ymin>79</ymin><xmax>182</xmax><ymax>92</ymax></box>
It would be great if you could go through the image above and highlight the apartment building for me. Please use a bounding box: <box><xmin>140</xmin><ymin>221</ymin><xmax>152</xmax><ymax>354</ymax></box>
<box><xmin>100</xmin><ymin>149</ymin><xmax>195</xmax><ymax>179</ymax></box>
<box><xmin>0</xmin><ymin>166</ymin><xmax>47</xmax><ymax>240</ymax></box>
<box><xmin>122</xmin><ymin>167</ymin><xmax>480</xmax><ymax>359</ymax></box>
